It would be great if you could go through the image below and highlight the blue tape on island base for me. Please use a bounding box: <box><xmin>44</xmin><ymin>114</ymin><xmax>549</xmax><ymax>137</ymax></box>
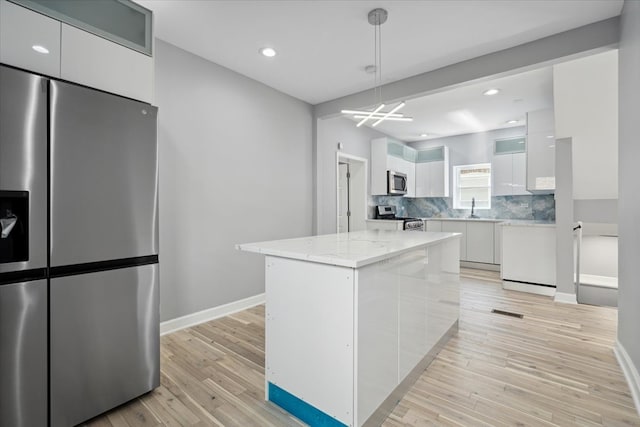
<box><xmin>268</xmin><ymin>382</ymin><xmax>348</xmax><ymax>427</ymax></box>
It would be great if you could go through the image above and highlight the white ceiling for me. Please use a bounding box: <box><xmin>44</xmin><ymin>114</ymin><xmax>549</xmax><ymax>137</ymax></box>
<box><xmin>139</xmin><ymin>0</ymin><xmax>622</xmax><ymax>105</ymax></box>
<box><xmin>369</xmin><ymin>66</ymin><xmax>554</xmax><ymax>142</ymax></box>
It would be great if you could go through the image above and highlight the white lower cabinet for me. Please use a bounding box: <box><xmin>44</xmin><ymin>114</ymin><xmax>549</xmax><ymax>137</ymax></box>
<box><xmin>427</xmin><ymin>220</ymin><xmax>500</xmax><ymax>265</ymax></box>
<box><xmin>425</xmin><ymin>220</ymin><xmax>442</xmax><ymax>232</ymax></box>
<box><xmin>365</xmin><ymin>220</ymin><xmax>404</xmax><ymax>231</ymax></box>
<box><xmin>494</xmin><ymin>223</ymin><xmax>502</xmax><ymax>264</ymax></box>
<box><xmin>466</xmin><ymin>222</ymin><xmax>494</xmax><ymax>264</ymax></box>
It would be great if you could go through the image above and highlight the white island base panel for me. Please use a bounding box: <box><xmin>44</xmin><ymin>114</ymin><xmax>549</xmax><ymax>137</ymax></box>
<box><xmin>263</xmin><ymin>240</ymin><xmax>460</xmax><ymax>427</ymax></box>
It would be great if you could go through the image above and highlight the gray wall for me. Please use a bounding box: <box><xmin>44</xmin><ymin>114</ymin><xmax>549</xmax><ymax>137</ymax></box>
<box><xmin>155</xmin><ymin>40</ymin><xmax>313</xmax><ymax>321</ymax></box>
<box><xmin>315</xmin><ymin>116</ymin><xmax>386</xmax><ymax>235</ymax></box>
<box><xmin>618</xmin><ymin>0</ymin><xmax>640</xmax><ymax>387</ymax></box>
<box><xmin>555</xmin><ymin>138</ymin><xmax>574</xmax><ymax>296</ymax></box>
<box><xmin>574</xmin><ymin>199</ymin><xmax>618</xmax><ymax>223</ymax></box>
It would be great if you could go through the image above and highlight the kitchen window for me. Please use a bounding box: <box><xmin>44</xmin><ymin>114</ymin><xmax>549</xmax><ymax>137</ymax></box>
<box><xmin>453</xmin><ymin>163</ymin><xmax>491</xmax><ymax>209</ymax></box>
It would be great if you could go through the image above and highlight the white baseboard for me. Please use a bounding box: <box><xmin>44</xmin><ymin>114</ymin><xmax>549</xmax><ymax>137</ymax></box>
<box><xmin>160</xmin><ymin>293</ymin><xmax>265</xmax><ymax>336</ymax></box>
<box><xmin>502</xmin><ymin>280</ymin><xmax>556</xmax><ymax>296</ymax></box>
<box><xmin>554</xmin><ymin>292</ymin><xmax>578</xmax><ymax>304</ymax></box>
<box><xmin>460</xmin><ymin>261</ymin><xmax>500</xmax><ymax>271</ymax></box>
<box><xmin>614</xmin><ymin>340</ymin><xmax>640</xmax><ymax>416</ymax></box>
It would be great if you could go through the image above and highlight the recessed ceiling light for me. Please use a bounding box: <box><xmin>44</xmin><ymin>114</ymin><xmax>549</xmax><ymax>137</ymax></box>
<box><xmin>259</xmin><ymin>47</ymin><xmax>277</xmax><ymax>57</ymax></box>
<box><xmin>506</xmin><ymin>119</ymin><xmax>518</xmax><ymax>124</ymax></box>
<box><xmin>420</xmin><ymin>133</ymin><xmax>428</xmax><ymax>137</ymax></box>
<box><xmin>32</xmin><ymin>45</ymin><xmax>49</xmax><ymax>54</ymax></box>
<box><xmin>483</xmin><ymin>88</ymin><xmax>500</xmax><ymax>96</ymax></box>
<box><xmin>546</xmin><ymin>135</ymin><xmax>554</xmax><ymax>139</ymax></box>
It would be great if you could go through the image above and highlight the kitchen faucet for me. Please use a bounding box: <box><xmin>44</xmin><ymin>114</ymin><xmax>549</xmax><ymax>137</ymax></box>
<box><xmin>469</xmin><ymin>197</ymin><xmax>479</xmax><ymax>218</ymax></box>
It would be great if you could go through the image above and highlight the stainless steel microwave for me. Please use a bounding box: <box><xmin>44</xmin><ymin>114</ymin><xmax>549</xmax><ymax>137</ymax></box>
<box><xmin>387</xmin><ymin>170</ymin><xmax>407</xmax><ymax>195</ymax></box>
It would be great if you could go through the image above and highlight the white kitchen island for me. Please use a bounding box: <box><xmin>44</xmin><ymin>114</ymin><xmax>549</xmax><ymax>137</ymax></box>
<box><xmin>237</xmin><ymin>230</ymin><xmax>461</xmax><ymax>427</ymax></box>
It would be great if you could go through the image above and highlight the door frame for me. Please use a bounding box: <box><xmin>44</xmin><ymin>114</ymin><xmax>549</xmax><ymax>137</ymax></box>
<box><xmin>336</xmin><ymin>152</ymin><xmax>368</xmax><ymax>234</ymax></box>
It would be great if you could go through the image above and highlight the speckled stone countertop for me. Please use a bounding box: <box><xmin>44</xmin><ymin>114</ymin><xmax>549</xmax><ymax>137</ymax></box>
<box><xmin>237</xmin><ymin>230</ymin><xmax>461</xmax><ymax>268</ymax></box>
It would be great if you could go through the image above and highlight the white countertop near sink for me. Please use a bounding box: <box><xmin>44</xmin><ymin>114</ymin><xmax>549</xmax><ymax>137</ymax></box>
<box><xmin>498</xmin><ymin>220</ymin><xmax>556</xmax><ymax>227</ymax></box>
<box><xmin>422</xmin><ymin>218</ymin><xmax>505</xmax><ymax>223</ymax></box>
<box><xmin>421</xmin><ymin>217</ymin><xmax>555</xmax><ymax>226</ymax></box>
<box><xmin>237</xmin><ymin>230</ymin><xmax>461</xmax><ymax>268</ymax></box>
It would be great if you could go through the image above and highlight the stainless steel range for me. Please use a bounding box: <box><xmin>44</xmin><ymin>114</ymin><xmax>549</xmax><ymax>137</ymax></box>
<box><xmin>375</xmin><ymin>205</ymin><xmax>424</xmax><ymax>231</ymax></box>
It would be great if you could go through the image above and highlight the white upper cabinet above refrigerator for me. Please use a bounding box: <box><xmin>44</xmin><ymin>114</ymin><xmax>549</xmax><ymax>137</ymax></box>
<box><xmin>0</xmin><ymin>0</ymin><xmax>61</xmax><ymax>77</ymax></box>
<box><xmin>60</xmin><ymin>24</ymin><xmax>154</xmax><ymax>104</ymax></box>
<box><xmin>0</xmin><ymin>0</ymin><xmax>154</xmax><ymax>103</ymax></box>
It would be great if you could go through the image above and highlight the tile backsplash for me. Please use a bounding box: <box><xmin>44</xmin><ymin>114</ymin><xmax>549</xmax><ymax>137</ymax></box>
<box><xmin>369</xmin><ymin>195</ymin><xmax>555</xmax><ymax>221</ymax></box>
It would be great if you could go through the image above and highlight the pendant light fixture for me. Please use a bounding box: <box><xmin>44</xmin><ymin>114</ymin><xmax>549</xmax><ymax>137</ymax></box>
<box><xmin>341</xmin><ymin>8</ymin><xmax>413</xmax><ymax>127</ymax></box>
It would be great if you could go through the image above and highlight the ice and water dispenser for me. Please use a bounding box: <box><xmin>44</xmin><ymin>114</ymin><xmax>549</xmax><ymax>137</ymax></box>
<box><xmin>0</xmin><ymin>191</ymin><xmax>29</xmax><ymax>264</ymax></box>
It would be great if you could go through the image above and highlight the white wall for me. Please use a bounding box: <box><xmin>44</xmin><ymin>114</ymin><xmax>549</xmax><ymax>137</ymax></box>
<box><xmin>554</xmin><ymin>50</ymin><xmax>618</xmax><ymax>200</ymax></box>
<box><xmin>618</xmin><ymin>0</ymin><xmax>640</xmax><ymax>408</ymax></box>
<box><xmin>316</xmin><ymin>117</ymin><xmax>386</xmax><ymax>235</ymax></box>
<box><xmin>155</xmin><ymin>40</ymin><xmax>313</xmax><ymax>321</ymax></box>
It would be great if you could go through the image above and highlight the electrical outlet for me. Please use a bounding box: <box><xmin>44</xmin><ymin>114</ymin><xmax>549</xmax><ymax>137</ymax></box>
<box><xmin>520</xmin><ymin>203</ymin><xmax>529</xmax><ymax>208</ymax></box>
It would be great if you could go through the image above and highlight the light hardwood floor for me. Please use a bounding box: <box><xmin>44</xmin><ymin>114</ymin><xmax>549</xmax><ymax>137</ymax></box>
<box><xmin>85</xmin><ymin>271</ymin><xmax>640</xmax><ymax>427</ymax></box>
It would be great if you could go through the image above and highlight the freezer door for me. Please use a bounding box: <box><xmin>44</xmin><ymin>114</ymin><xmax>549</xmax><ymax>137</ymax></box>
<box><xmin>50</xmin><ymin>264</ymin><xmax>159</xmax><ymax>427</ymax></box>
<box><xmin>50</xmin><ymin>80</ymin><xmax>158</xmax><ymax>267</ymax></box>
<box><xmin>0</xmin><ymin>279</ymin><xmax>47</xmax><ymax>427</ymax></box>
<box><xmin>0</xmin><ymin>65</ymin><xmax>48</xmax><ymax>273</ymax></box>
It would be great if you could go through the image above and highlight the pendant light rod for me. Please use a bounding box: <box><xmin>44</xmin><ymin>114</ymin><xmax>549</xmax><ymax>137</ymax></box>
<box><xmin>342</xmin><ymin>8</ymin><xmax>413</xmax><ymax>127</ymax></box>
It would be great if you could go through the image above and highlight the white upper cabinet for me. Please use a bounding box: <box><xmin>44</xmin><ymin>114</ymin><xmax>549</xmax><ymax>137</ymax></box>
<box><xmin>415</xmin><ymin>146</ymin><xmax>449</xmax><ymax>198</ymax></box>
<box><xmin>371</xmin><ymin>138</ymin><xmax>450</xmax><ymax>198</ymax></box>
<box><xmin>492</xmin><ymin>136</ymin><xmax>529</xmax><ymax>196</ymax></box>
<box><xmin>526</xmin><ymin>109</ymin><xmax>556</xmax><ymax>193</ymax></box>
<box><xmin>0</xmin><ymin>0</ymin><xmax>154</xmax><ymax>103</ymax></box>
<box><xmin>371</xmin><ymin>138</ymin><xmax>416</xmax><ymax>197</ymax></box>
<box><xmin>61</xmin><ymin>24</ymin><xmax>153</xmax><ymax>103</ymax></box>
<box><xmin>0</xmin><ymin>0</ymin><xmax>61</xmax><ymax>77</ymax></box>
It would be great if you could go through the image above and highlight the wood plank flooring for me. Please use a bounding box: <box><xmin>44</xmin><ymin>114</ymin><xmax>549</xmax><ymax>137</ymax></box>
<box><xmin>85</xmin><ymin>271</ymin><xmax>640</xmax><ymax>427</ymax></box>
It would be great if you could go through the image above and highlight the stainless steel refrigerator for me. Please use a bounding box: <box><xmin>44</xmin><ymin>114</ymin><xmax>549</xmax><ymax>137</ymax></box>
<box><xmin>0</xmin><ymin>64</ymin><xmax>159</xmax><ymax>427</ymax></box>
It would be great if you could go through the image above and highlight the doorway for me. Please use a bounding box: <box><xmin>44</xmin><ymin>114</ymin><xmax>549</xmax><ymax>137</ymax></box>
<box><xmin>336</xmin><ymin>153</ymin><xmax>367</xmax><ymax>233</ymax></box>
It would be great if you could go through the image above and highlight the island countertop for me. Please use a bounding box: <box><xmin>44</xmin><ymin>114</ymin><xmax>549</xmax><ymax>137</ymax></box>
<box><xmin>237</xmin><ymin>230</ymin><xmax>460</xmax><ymax>268</ymax></box>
